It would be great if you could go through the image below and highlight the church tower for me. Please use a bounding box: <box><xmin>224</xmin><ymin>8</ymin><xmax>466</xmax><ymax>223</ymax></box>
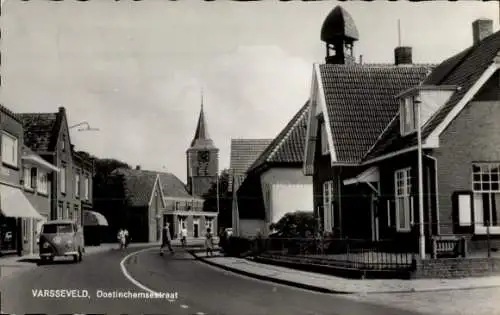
<box><xmin>320</xmin><ymin>5</ymin><xmax>359</xmax><ymax>64</ymax></box>
<box><xmin>186</xmin><ymin>95</ymin><xmax>219</xmax><ymax>197</ymax></box>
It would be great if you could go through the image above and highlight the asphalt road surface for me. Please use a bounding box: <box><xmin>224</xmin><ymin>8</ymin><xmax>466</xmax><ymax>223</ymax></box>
<box><xmin>0</xmin><ymin>246</ymin><xmax>426</xmax><ymax>315</ymax></box>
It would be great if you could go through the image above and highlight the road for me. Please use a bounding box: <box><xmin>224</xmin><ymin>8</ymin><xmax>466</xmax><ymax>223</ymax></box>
<box><xmin>0</xmin><ymin>246</ymin><xmax>426</xmax><ymax>315</ymax></box>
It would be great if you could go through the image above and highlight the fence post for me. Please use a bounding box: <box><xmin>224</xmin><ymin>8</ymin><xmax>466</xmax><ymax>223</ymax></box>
<box><xmin>487</xmin><ymin>220</ymin><xmax>491</xmax><ymax>259</ymax></box>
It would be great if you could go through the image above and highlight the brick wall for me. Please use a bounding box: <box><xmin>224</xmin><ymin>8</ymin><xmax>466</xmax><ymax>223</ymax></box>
<box><xmin>434</xmin><ymin>72</ymin><xmax>500</xmax><ymax>234</ymax></box>
<box><xmin>412</xmin><ymin>257</ymin><xmax>500</xmax><ymax>278</ymax></box>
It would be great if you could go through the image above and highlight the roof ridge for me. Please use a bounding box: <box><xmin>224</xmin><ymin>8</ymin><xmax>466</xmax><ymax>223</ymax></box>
<box><xmin>247</xmin><ymin>101</ymin><xmax>309</xmax><ymax>173</ymax></box>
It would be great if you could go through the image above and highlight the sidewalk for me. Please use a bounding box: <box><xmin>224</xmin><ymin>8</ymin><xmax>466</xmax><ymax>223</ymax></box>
<box><xmin>190</xmin><ymin>251</ymin><xmax>500</xmax><ymax>294</ymax></box>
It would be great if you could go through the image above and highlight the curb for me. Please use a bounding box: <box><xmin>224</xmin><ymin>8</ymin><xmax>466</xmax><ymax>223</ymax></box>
<box><xmin>188</xmin><ymin>251</ymin><xmax>352</xmax><ymax>294</ymax></box>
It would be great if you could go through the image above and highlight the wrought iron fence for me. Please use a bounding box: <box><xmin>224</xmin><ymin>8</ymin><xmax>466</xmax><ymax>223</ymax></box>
<box><xmin>251</xmin><ymin>237</ymin><xmax>415</xmax><ymax>271</ymax></box>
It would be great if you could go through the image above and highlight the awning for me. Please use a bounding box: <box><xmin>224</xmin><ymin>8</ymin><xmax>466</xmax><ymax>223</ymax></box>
<box><xmin>22</xmin><ymin>154</ymin><xmax>60</xmax><ymax>173</ymax></box>
<box><xmin>343</xmin><ymin>166</ymin><xmax>380</xmax><ymax>186</ymax></box>
<box><xmin>83</xmin><ymin>210</ymin><xmax>109</xmax><ymax>226</ymax></box>
<box><xmin>0</xmin><ymin>184</ymin><xmax>43</xmax><ymax>220</ymax></box>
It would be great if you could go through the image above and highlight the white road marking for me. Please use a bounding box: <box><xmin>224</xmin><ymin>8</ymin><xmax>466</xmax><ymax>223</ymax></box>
<box><xmin>120</xmin><ymin>247</ymin><xmax>161</xmax><ymax>295</ymax></box>
<box><xmin>195</xmin><ymin>312</ymin><xmax>205</xmax><ymax>315</ymax></box>
<box><xmin>180</xmin><ymin>304</ymin><xmax>189</xmax><ymax>308</ymax></box>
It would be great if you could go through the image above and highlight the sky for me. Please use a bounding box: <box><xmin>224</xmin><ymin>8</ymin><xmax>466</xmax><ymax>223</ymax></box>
<box><xmin>0</xmin><ymin>0</ymin><xmax>498</xmax><ymax>183</ymax></box>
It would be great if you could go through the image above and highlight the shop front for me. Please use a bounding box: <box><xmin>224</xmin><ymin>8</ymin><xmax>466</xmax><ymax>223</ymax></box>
<box><xmin>0</xmin><ymin>183</ymin><xmax>43</xmax><ymax>256</ymax></box>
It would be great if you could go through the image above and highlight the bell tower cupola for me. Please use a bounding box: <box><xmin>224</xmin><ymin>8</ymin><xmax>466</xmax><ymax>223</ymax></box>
<box><xmin>320</xmin><ymin>5</ymin><xmax>359</xmax><ymax>65</ymax></box>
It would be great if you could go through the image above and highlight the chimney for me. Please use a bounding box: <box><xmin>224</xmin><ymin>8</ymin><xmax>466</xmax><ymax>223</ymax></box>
<box><xmin>395</xmin><ymin>46</ymin><xmax>412</xmax><ymax>65</ymax></box>
<box><xmin>135</xmin><ymin>165</ymin><xmax>141</xmax><ymax>170</ymax></box>
<box><xmin>359</xmin><ymin>55</ymin><xmax>363</xmax><ymax>64</ymax></box>
<box><xmin>472</xmin><ymin>19</ymin><xmax>493</xmax><ymax>45</ymax></box>
<box><xmin>58</xmin><ymin>106</ymin><xmax>65</xmax><ymax>113</ymax></box>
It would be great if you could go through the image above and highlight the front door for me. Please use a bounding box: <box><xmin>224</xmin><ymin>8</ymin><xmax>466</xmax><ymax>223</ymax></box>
<box><xmin>371</xmin><ymin>193</ymin><xmax>380</xmax><ymax>241</ymax></box>
<box><xmin>193</xmin><ymin>220</ymin><xmax>199</xmax><ymax>238</ymax></box>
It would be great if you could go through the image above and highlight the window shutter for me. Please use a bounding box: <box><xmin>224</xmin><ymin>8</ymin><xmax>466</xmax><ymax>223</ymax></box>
<box><xmin>452</xmin><ymin>191</ymin><xmax>474</xmax><ymax>234</ymax></box>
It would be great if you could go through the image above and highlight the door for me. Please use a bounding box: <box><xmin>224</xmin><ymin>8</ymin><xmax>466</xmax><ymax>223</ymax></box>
<box><xmin>193</xmin><ymin>218</ymin><xmax>199</xmax><ymax>238</ymax></box>
<box><xmin>371</xmin><ymin>193</ymin><xmax>380</xmax><ymax>241</ymax></box>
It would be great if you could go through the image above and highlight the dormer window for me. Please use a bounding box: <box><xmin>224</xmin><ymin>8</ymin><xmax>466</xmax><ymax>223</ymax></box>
<box><xmin>400</xmin><ymin>96</ymin><xmax>418</xmax><ymax>136</ymax></box>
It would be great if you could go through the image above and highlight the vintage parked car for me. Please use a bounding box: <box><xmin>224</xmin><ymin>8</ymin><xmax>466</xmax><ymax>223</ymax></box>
<box><xmin>38</xmin><ymin>220</ymin><xmax>84</xmax><ymax>264</ymax></box>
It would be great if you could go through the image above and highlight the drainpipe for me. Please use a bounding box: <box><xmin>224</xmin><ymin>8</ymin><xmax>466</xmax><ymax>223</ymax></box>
<box><xmin>424</xmin><ymin>154</ymin><xmax>439</xmax><ymax>236</ymax></box>
<box><xmin>337</xmin><ymin>167</ymin><xmax>343</xmax><ymax>238</ymax></box>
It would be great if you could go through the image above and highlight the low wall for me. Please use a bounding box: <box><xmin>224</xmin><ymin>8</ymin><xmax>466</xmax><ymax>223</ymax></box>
<box><xmin>412</xmin><ymin>257</ymin><xmax>500</xmax><ymax>279</ymax></box>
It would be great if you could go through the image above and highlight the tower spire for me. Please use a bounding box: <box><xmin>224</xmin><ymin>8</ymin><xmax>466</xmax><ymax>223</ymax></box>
<box><xmin>190</xmin><ymin>89</ymin><xmax>214</xmax><ymax>148</ymax></box>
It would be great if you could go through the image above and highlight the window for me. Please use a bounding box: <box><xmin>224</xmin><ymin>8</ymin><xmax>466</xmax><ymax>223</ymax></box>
<box><xmin>472</xmin><ymin>163</ymin><xmax>500</xmax><ymax>232</ymax></box>
<box><xmin>57</xmin><ymin>203</ymin><xmax>63</xmax><ymax>220</ymax></box>
<box><xmin>395</xmin><ymin>167</ymin><xmax>412</xmax><ymax>232</ymax></box>
<box><xmin>1</xmin><ymin>132</ymin><xmax>18</xmax><ymax>167</ymax></box>
<box><xmin>205</xmin><ymin>217</ymin><xmax>213</xmax><ymax>231</ymax></box>
<box><xmin>75</xmin><ymin>173</ymin><xmax>80</xmax><ymax>197</ymax></box>
<box><xmin>37</xmin><ymin>170</ymin><xmax>48</xmax><ymax>194</ymax></box>
<box><xmin>323</xmin><ymin>181</ymin><xmax>333</xmax><ymax>232</ymax></box>
<box><xmin>30</xmin><ymin>168</ymin><xmax>37</xmax><ymax>189</ymax></box>
<box><xmin>399</xmin><ymin>97</ymin><xmax>418</xmax><ymax>135</ymax></box>
<box><xmin>61</xmin><ymin>137</ymin><xmax>66</xmax><ymax>151</ymax></box>
<box><xmin>23</xmin><ymin>166</ymin><xmax>31</xmax><ymax>189</ymax></box>
<box><xmin>60</xmin><ymin>165</ymin><xmax>66</xmax><ymax>194</ymax></box>
<box><xmin>174</xmin><ymin>201</ymin><xmax>181</xmax><ymax>211</ymax></box>
<box><xmin>22</xmin><ymin>219</ymin><xmax>29</xmax><ymax>242</ymax></box>
<box><xmin>321</xmin><ymin>123</ymin><xmax>329</xmax><ymax>155</ymax></box>
<box><xmin>66</xmin><ymin>204</ymin><xmax>70</xmax><ymax>220</ymax></box>
<box><xmin>178</xmin><ymin>217</ymin><xmax>186</xmax><ymax>232</ymax></box>
<box><xmin>84</xmin><ymin>177</ymin><xmax>89</xmax><ymax>200</ymax></box>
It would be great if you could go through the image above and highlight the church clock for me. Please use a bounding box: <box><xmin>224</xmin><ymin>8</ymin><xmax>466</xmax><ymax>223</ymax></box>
<box><xmin>198</xmin><ymin>151</ymin><xmax>210</xmax><ymax>163</ymax></box>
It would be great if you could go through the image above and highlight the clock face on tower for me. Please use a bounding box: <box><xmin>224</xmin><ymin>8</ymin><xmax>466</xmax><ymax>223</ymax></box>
<box><xmin>198</xmin><ymin>151</ymin><xmax>210</xmax><ymax>163</ymax></box>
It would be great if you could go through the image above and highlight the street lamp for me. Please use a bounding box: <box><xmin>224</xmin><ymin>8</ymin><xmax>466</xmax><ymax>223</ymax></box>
<box><xmin>415</xmin><ymin>97</ymin><xmax>426</xmax><ymax>260</ymax></box>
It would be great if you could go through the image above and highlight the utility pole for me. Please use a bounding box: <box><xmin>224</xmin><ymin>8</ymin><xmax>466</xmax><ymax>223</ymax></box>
<box><xmin>416</xmin><ymin>97</ymin><xmax>426</xmax><ymax>259</ymax></box>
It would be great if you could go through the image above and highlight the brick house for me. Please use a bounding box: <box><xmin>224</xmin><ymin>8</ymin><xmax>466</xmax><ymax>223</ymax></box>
<box><xmin>303</xmin><ymin>6</ymin><xmax>434</xmax><ymax>242</ymax></box>
<box><xmin>18</xmin><ymin>106</ymin><xmax>94</xmax><ymax>226</ymax></box>
<box><xmin>306</xmin><ymin>7</ymin><xmax>500</xmax><ymax>254</ymax></box>
<box><xmin>238</xmin><ymin>101</ymin><xmax>313</xmax><ymax>237</ymax></box>
<box><xmin>357</xmin><ymin>19</ymin><xmax>500</xmax><ymax>253</ymax></box>
<box><xmin>228</xmin><ymin>139</ymin><xmax>273</xmax><ymax>237</ymax></box>
<box><xmin>107</xmin><ymin>167</ymin><xmax>216</xmax><ymax>242</ymax></box>
<box><xmin>0</xmin><ymin>105</ymin><xmax>58</xmax><ymax>256</ymax></box>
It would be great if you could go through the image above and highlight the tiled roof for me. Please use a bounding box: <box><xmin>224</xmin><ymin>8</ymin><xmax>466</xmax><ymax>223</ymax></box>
<box><xmin>364</xmin><ymin>31</ymin><xmax>500</xmax><ymax>161</ymax></box>
<box><xmin>319</xmin><ymin>64</ymin><xmax>434</xmax><ymax>163</ymax></box>
<box><xmin>247</xmin><ymin>101</ymin><xmax>310</xmax><ymax>174</ymax></box>
<box><xmin>17</xmin><ymin>112</ymin><xmax>59</xmax><ymax>152</ymax></box>
<box><xmin>228</xmin><ymin>139</ymin><xmax>273</xmax><ymax>192</ymax></box>
<box><xmin>0</xmin><ymin>104</ymin><xmax>22</xmax><ymax>123</ymax></box>
<box><xmin>112</xmin><ymin>168</ymin><xmax>158</xmax><ymax>208</ymax></box>
<box><xmin>113</xmin><ymin>168</ymin><xmax>194</xmax><ymax>206</ymax></box>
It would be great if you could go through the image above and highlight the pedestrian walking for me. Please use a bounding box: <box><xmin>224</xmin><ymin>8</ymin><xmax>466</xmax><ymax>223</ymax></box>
<box><xmin>117</xmin><ymin>228</ymin><xmax>128</xmax><ymax>250</ymax></box>
<box><xmin>205</xmin><ymin>227</ymin><xmax>214</xmax><ymax>256</ymax></box>
<box><xmin>180</xmin><ymin>227</ymin><xmax>188</xmax><ymax>248</ymax></box>
<box><xmin>160</xmin><ymin>222</ymin><xmax>174</xmax><ymax>256</ymax></box>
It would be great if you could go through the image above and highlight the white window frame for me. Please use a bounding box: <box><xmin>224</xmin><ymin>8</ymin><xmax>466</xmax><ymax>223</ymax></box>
<box><xmin>394</xmin><ymin>167</ymin><xmax>412</xmax><ymax>232</ymax></box>
<box><xmin>60</xmin><ymin>165</ymin><xmax>67</xmax><ymax>194</ymax></box>
<box><xmin>84</xmin><ymin>177</ymin><xmax>89</xmax><ymax>200</ymax></box>
<box><xmin>322</xmin><ymin>180</ymin><xmax>334</xmax><ymax>232</ymax></box>
<box><xmin>1</xmin><ymin>132</ymin><xmax>18</xmax><ymax>167</ymax></box>
<box><xmin>400</xmin><ymin>97</ymin><xmax>417</xmax><ymax>136</ymax></box>
<box><xmin>321</xmin><ymin>123</ymin><xmax>329</xmax><ymax>155</ymax></box>
<box><xmin>30</xmin><ymin>167</ymin><xmax>37</xmax><ymax>190</ymax></box>
<box><xmin>472</xmin><ymin>163</ymin><xmax>500</xmax><ymax>234</ymax></box>
<box><xmin>75</xmin><ymin>173</ymin><xmax>80</xmax><ymax>197</ymax></box>
<box><xmin>37</xmin><ymin>169</ymin><xmax>48</xmax><ymax>194</ymax></box>
<box><xmin>23</xmin><ymin>166</ymin><xmax>32</xmax><ymax>189</ymax></box>
<box><xmin>57</xmin><ymin>203</ymin><xmax>63</xmax><ymax>220</ymax></box>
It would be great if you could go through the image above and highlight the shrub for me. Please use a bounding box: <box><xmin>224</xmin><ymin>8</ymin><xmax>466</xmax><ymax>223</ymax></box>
<box><xmin>222</xmin><ymin>236</ymin><xmax>252</xmax><ymax>257</ymax></box>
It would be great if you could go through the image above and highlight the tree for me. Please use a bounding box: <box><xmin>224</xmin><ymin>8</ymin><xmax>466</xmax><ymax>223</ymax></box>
<box><xmin>269</xmin><ymin>211</ymin><xmax>315</xmax><ymax>237</ymax></box>
<box><xmin>202</xmin><ymin>169</ymin><xmax>232</xmax><ymax>230</ymax></box>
